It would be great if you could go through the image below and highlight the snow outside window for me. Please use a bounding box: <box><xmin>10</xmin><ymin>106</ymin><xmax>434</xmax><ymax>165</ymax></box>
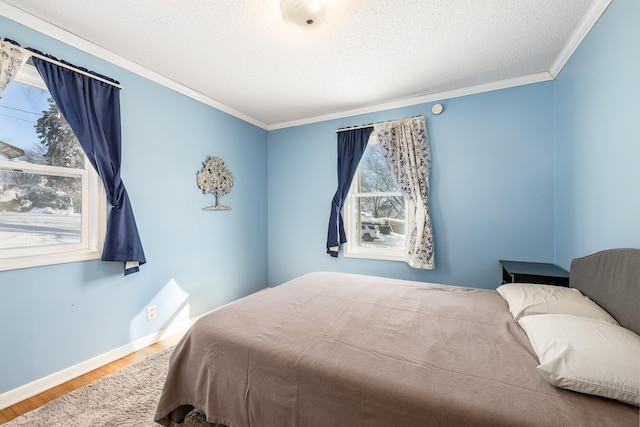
<box><xmin>0</xmin><ymin>64</ymin><xmax>106</xmax><ymax>271</ymax></box>
<box><xmin>343</xmin><ymin>140</ymin><xmax>413</xmax><ymax>261</ymax></box>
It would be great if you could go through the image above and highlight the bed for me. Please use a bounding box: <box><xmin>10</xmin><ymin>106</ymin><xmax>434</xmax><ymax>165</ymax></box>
<box><xmin>155</xmin><ymin>249</ymin><xmax>640</xmax><ymax>426</ymax></box>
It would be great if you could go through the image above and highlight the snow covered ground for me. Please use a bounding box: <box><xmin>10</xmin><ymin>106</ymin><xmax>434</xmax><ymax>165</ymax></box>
<box><xmin>0</xmin><ymin>211</ymin><xmax>81</xmax><ymax>249</ymax></box>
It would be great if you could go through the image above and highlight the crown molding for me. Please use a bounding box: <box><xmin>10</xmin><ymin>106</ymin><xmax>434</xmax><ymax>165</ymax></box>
<box><xmin>270</xmin><ymin>0</ymin><xmax>611</xmax><ymax>131</ymax></box>
<box><xmin>0</xmin><ymin>1</ymin><xmax>269</xmax><ymax>129</ymax></box>
<box><xmin>548</xmin><ymin>0</ymin><xmax>611</xmax><ymax>78</ymax></box>
<box><xmin>2</xmin><ymin>0</ymin><xmax>610</xmax><ymax>132</ymax></box>
<box><xmin>268</xmin><ymin>72</ymin><xmax>554</xmax><ymax>130</ymax></box>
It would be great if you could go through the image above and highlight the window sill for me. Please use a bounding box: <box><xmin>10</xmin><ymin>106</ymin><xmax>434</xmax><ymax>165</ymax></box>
<box><xmin>0</xmin><ymin>246</ymin><xmax>102</xmax><ymax>272</ymax></box>
<box><xmin>343</xmin><ymin>245</ymin><xmax>406</xmax><ymax>262</ymax></box>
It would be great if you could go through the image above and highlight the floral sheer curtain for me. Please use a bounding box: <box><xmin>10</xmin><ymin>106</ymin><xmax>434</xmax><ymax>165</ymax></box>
<box><xmin>374</xmin><ymin>116</ymin><xmax>434</xmax><ymax>269</ymax></box>
<box><xmin>0</xmin><ymin>39</ymin><xmax>28</xmax><ymax>95</ymax></box>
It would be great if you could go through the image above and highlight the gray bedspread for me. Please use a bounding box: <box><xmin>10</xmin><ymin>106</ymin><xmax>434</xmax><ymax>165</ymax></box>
<box><xmin>155</xmin><ymin>272</ymin><xmax>638</xmax><ymax>426</ymax></box>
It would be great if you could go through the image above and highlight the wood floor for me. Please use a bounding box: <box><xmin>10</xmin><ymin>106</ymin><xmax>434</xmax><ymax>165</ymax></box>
<box><xmin>0</xmin><ymin>333</ymin><xmax>184</xmax><ymax>424</ymax></box>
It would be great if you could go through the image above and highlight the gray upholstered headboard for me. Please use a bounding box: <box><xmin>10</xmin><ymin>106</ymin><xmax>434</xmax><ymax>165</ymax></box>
<box><xmin>570</xmin><ymin>248</ymin><xmax>640</xmax><ymax>335</ymax></box>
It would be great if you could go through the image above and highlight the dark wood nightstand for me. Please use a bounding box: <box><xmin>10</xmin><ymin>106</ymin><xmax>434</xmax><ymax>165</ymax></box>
<box><xmin>499</xmin><ymin>260</ymin><xmax>569</xmax><ymax>287</ymax></box>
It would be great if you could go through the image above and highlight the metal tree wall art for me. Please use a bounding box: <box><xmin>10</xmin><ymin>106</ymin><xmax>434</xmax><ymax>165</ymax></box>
<box><xmin>196</xmin><ymin>156</ymin><xmax>234</xmax><ymax>210</ymax></box>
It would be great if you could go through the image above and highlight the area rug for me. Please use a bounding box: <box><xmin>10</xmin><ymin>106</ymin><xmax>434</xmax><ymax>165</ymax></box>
<box><xmin>5</xmin><ymin>347</ymin><xmax>221</xmax><ymax>427</ymax></box>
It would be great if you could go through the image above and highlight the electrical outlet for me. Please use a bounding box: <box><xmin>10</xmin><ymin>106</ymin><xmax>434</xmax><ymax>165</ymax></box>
<box><xmin>147</xmin><ymin>305</ymin><xmax>157</xmax><ymax>321</ymax></box>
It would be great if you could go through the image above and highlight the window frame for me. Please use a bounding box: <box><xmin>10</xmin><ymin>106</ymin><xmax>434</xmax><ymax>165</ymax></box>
<box><xmin>0</xmin><ymin>64</ymin><xmax>106</xmax><ymax>272</ymax></box>
<box><xmin>343</xmin><ymin>140</ymin><xmax>413</xmax><ymax>261</ymax></box>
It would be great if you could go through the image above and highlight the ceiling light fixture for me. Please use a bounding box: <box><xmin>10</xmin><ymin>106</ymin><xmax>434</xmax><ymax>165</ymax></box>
<box><xmin>280</xmin><ymin>0</ymin><xmax>334</xmax><ymax>31</ymax></box>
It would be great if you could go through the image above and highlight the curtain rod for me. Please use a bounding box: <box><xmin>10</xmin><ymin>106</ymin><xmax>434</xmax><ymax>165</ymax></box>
<box><xmin>336</xmin><ymin>115</ymin><xmax>423</xmax><ymax>133</ymax></box>
<box><xmin>3</xmin><ymin>38</ymin><xmax>122</xmax><ymax>89</ymax></box>
<box><xmin>28</xmin><ymin>50</ymin><xmax>123</xmax><ymax>89</ymax></box>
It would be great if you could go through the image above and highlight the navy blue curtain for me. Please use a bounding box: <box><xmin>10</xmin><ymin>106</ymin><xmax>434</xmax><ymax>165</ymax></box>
<box><xmin>32</xmin><ymin>58</ymin><xmax>146</xmax><ymax>275</ymax></box>
<box><xmin>326</xmin><ymin>127</ymin><xmax>373</xmax><ymax>257</ymax></box>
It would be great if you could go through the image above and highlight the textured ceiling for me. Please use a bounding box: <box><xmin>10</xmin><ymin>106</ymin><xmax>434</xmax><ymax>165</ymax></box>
<box><xmin>1</xmin><ymin>0</ymin><xmax>608</xmax><ymax>129</ymax></box>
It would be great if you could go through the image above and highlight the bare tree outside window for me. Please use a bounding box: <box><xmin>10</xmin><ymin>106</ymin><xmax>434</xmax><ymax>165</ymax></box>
<box><xmin>359</xmin><ymin>144</ymin><xmax>404</xmax><ymax>220</ymax></box>
<box><xmin>344</xmin><ymin>142</ymin><xmax>409</xmax><ymax>256</ymax></box>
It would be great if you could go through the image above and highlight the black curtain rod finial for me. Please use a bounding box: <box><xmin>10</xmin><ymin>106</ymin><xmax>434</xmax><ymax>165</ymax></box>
<box><xmin>2</xmin><ymin>38</ymin><xmax>21</xmax><ymax>47</ymax></box>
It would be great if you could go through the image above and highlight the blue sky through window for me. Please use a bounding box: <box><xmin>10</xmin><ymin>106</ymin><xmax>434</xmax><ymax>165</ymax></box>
<box><xmin>0</xmin><ymin>81</ymin><xmax>49</xmax><ymax>157</ymax></box>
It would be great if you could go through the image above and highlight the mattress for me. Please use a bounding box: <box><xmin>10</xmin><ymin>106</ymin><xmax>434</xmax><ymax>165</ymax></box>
<box><xmin>155</xmin><ymin>271</ymin><xmax>638</xmax><ymax>426</ymax></box>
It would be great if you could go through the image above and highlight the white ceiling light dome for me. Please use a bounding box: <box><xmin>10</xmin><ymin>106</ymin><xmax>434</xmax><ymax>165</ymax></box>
<box><xmin>280</xmin><ymin>0</ymin><xmax>335</xmax><ymax>31</ymax></box>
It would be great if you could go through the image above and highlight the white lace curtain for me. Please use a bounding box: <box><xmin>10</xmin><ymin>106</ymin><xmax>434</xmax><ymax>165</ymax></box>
<box><xmin>374</xmin><ymin>116</ymin><xmax>434</xmax><ymax>269</ymax></box>
<box><xmin>0</xmin><ymin>39</ymin><xmax>29</xmax><ymax>95</ymax></box>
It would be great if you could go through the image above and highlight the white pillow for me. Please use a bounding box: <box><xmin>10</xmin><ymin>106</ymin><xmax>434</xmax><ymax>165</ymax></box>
<box><xmin>518</xmin><ymin>314</ymin><xmax>640</xmax><ymax>406</ymax></box>
<box><xmin>497</xmin><ymin>283</ymin><xmax>619</xmax><ymax>325</ymax></box>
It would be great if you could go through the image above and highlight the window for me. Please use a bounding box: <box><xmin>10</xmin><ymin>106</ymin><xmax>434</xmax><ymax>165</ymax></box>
<box><xmin>0</xmin><ymin>64</ymin><xmax>106</xmax><ymax>271</ymax></box>
<box><xmin>343</xmin><ymin>139</ymin><xmax>413</xmax><ymax>261</ymax></box>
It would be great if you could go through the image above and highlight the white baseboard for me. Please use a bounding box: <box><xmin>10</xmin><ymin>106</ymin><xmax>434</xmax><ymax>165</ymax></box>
<box><xmin>0</xmin><ymin>314</ymin><xmax>200</xmax><ymax>411</ymax></box>
<box><xmin>0</xmin><ymin>288</ymin><xmax>269</xmax><ymax>411</ymax></box>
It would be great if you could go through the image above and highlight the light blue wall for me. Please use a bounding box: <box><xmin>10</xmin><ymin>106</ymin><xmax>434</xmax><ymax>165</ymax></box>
<box><xmin>3</xmin><ymin>0</ymin><xmax>635</xmax><ymax>397</ymax></box>
<box><xmin>268</xmin><ymin>83</ymin><xmax>556</xmax><ymax>289</ymax></box>
<box><xmin>0</xmin><ymin>17</ymin><xmax>268</xmax><ymax>393</ymax></box>
<box><xmin>554</xmin><ymin>0</ymin><xmax>640</xmax><ymax>268</ymax></box>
